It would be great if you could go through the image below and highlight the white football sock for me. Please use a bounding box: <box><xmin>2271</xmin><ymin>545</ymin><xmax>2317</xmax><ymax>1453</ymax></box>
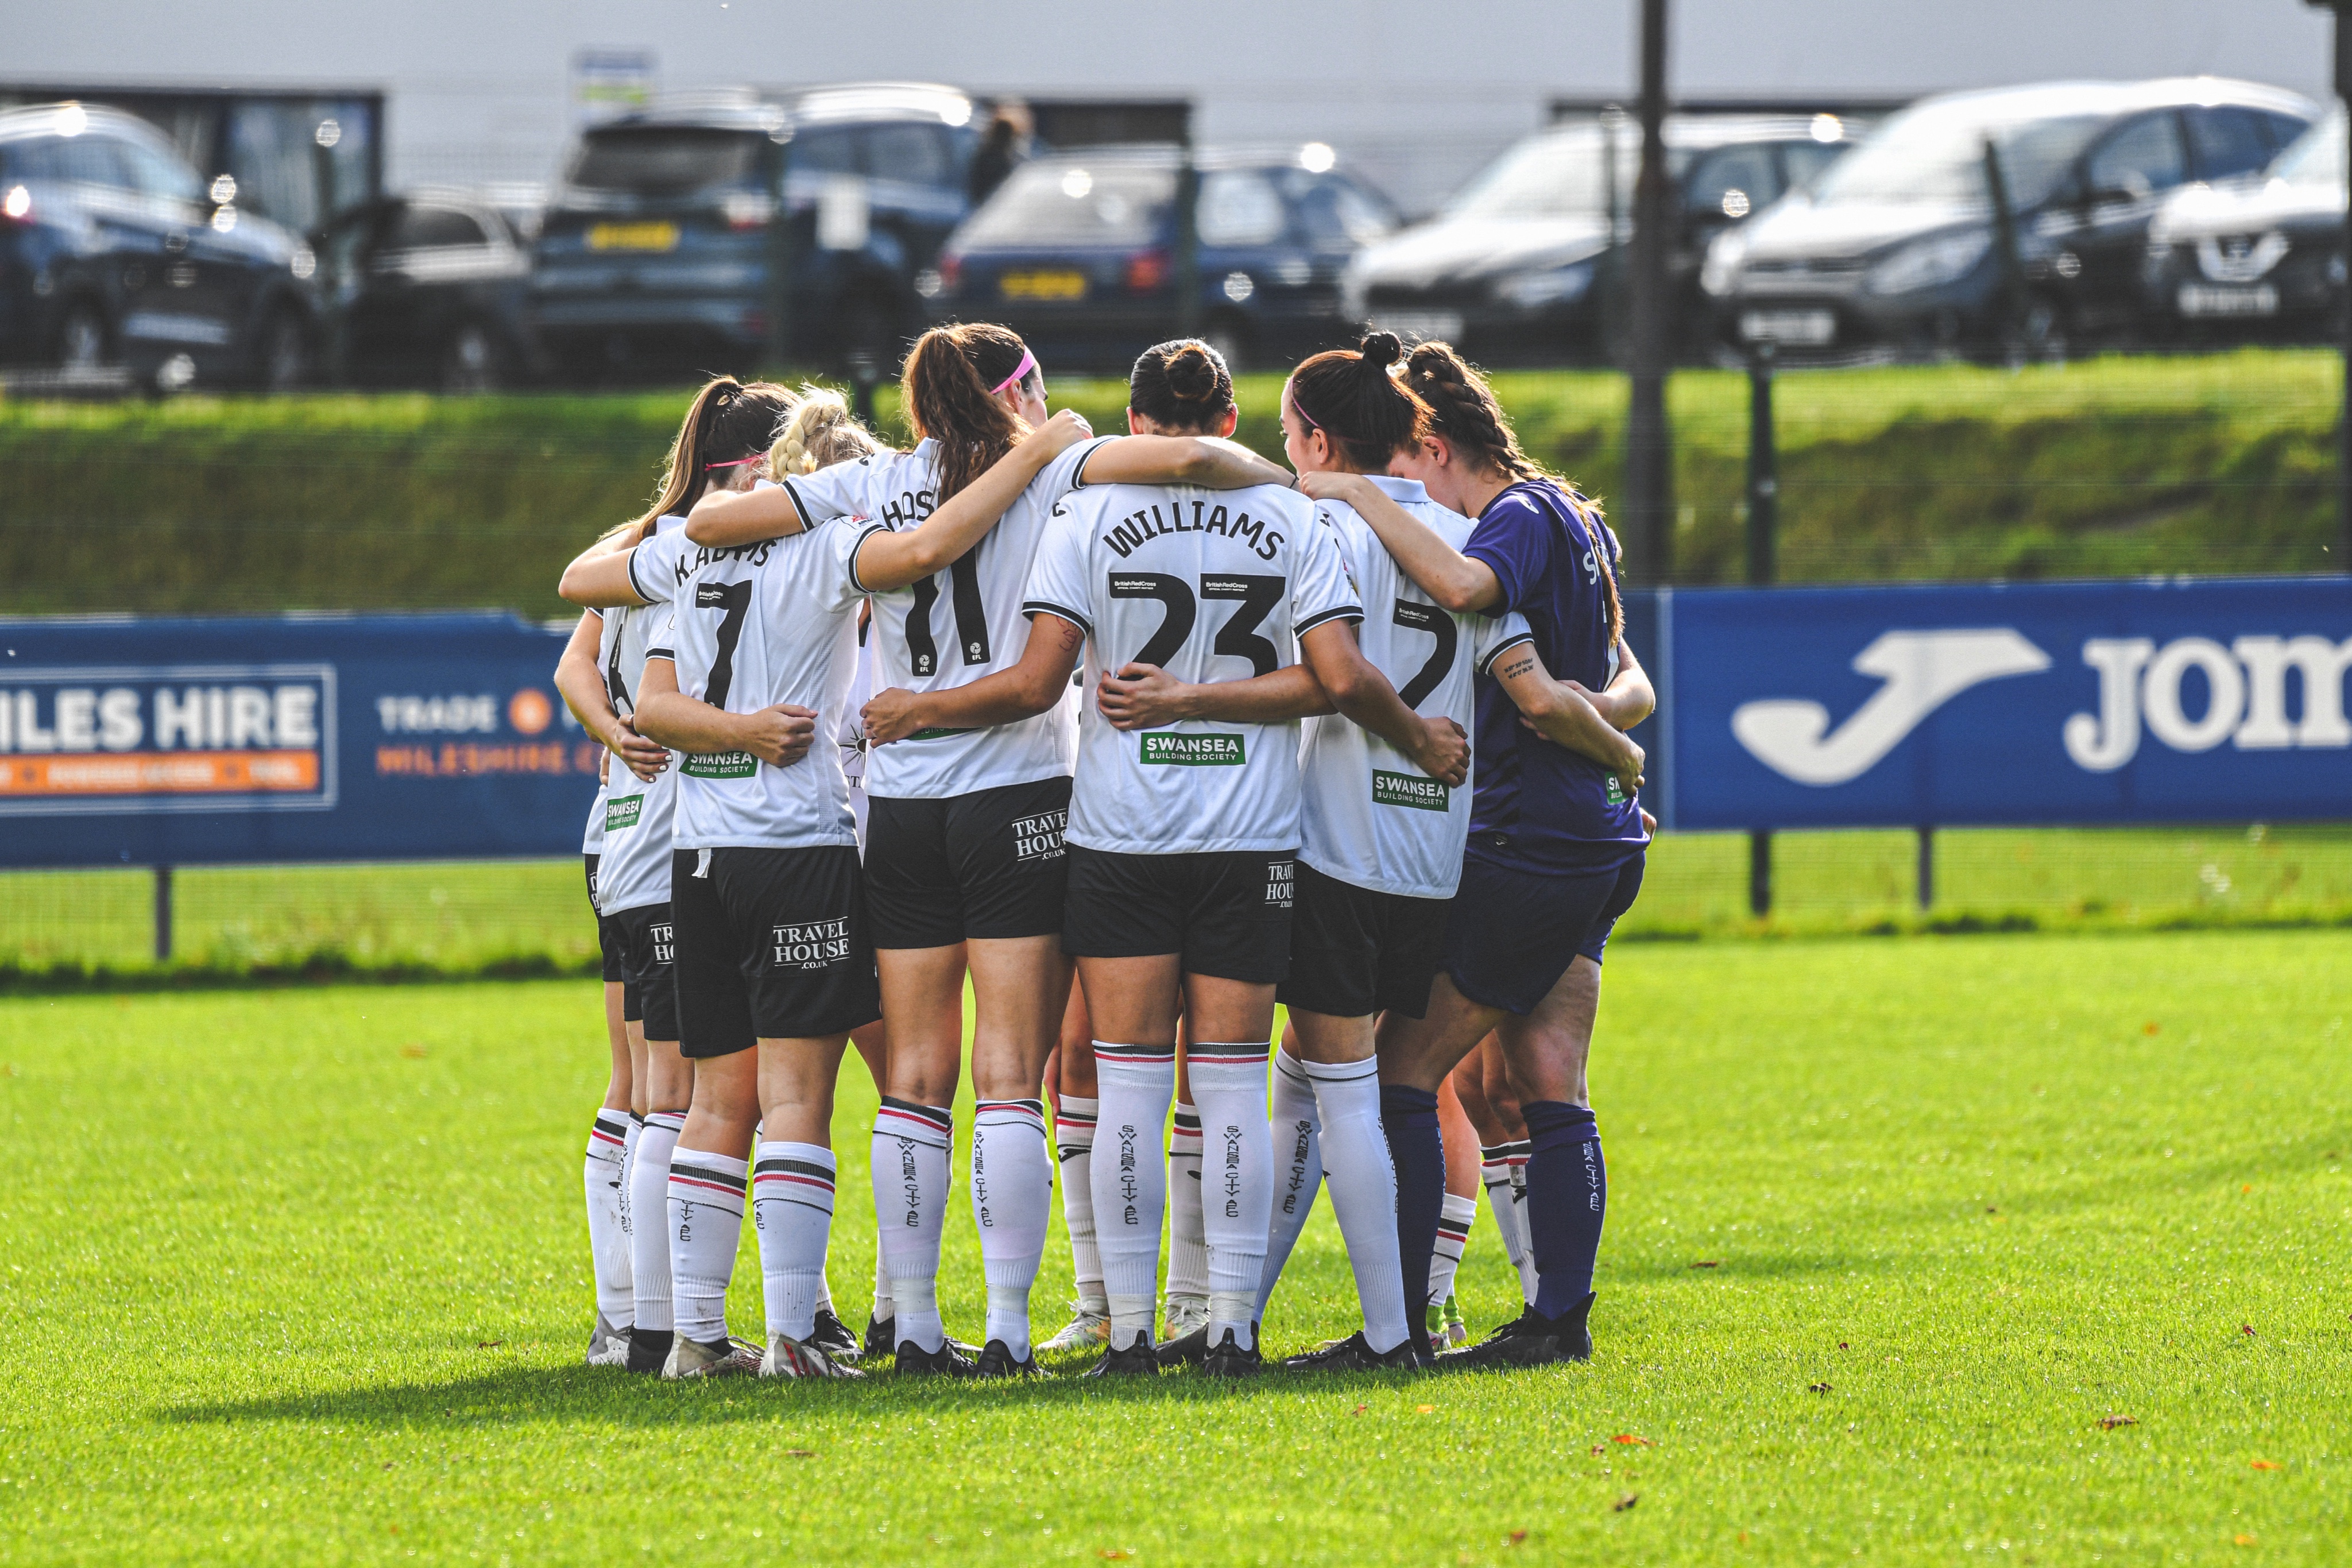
<box><xmin>1430</xmin><ymin>1191</ymin><xmax>1475</xmax><ymax>1312</ymax></box>
<box><xmin>1254</xmin><ymin>1050</ymin><xmax>1323</xmax><ymax>1322</ymax></box>
<box><xmin>630</xmin><ymin>1111</ymin><xmax>684</xmax><ymax>1335</ymax></box>
<box><xmin>1479</xmin><ymin>1143</ymin><xmax>1527</xmax><ymax>1293</ymax></box>
<box><xmin>1054</xmin><ymin>1095</ymin><xmax>1107</xmax><ymax>1313</ymax></box>
<box><xmin>1505</xmin><ymin>1138</ymin><xmax>1538</xmax><ymax>1304</ymax></box>
<box><xmin>1187</xmin><ymin>1043</ymin><xmax>1272</xmax><ymax>1353</ymax></box>
<box><xmin>753</xmin><ymin>1141</ymin><xmax>835</xmax><ymax>1344</ymax></box>
<box><xmin>872</xmin><ymin>1098</ymin><xmax>953</xmax><ymax>1353</ymax></box>
<box><xmin>871</xmin><ymin>1233</ymin><xmax>893</xmax><ymax>1323</ymax></box>
<box><xmin>1165</xmin><ymin>1102</ymin><xmax>1208</xmax><ymax>1307</ymax></box>
<box><xmin>617</xmin><ymin>1112</ymin><xmax>641</xmax><ymax>1249</ymax></box>
<box><xmin>1303</xmin><ymin>1054</ymin><xmax>1410</xmax><ymax>1354</ymax></box>
<box><xmin>585</xmin><ymin>1110</ymin><xmax>634</xmax><ymax>1329</ymax></box>
<box><xmin>1090</xmin><ymin>1043</ymin><xmax>1175</xmax><ymax>1348</ymax></box>
<box><xmin>667</xmin><ymin>1146</ymin><xmax>748</xmax><ymax>1347</ymax></box>
<box><xmin>972</xmin><ymin>1098</ymin><xmax>1053</xmax><ymax>1360</ymax></box>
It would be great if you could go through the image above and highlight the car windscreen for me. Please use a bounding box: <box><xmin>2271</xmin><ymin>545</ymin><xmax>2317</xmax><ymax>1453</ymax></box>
<box><xmin>1442</xmin><ymin>127</ymin><xmax>1688</xmax><ymax>222</ymax></box>
<box><xmin>958</xmin><ymin>161</ymin><xmax>1171</xmax><ymax>247</ymax></box>
<box><xmin>567</xmin><ymin>127</ymin><xmax>766</xmax><ymax>195</ymax></box>
<box><xmin>2270</xmin><ymin>108</ymin><xmax>2346</xmax><ymax>191</ymax></box>
<box><xmin>1809</xmin><ymin>104</ymin><xmax>2108</xmax><ymax>208</ymax></box>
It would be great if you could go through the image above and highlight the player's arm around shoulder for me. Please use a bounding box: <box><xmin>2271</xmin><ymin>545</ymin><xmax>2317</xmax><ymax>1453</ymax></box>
<box><xmin>1490</xmin><ymin>638</ymin><xmax>1643</xmax><ymax>797</ymax></box>
<box><xmin>854</xmin><ymin>409</ymin><xmax>1094</xmax><ymax>591</ymax></box>
<box><xmin>633</xmin><ymin>655</ymin><xmax>816</xmax><ymax>769</ymax></box>
<box><xmin>863</xmin><ymin>609</ymin><xmax>1085</xmax><ymax>745</ymax></box>
<box><xmin>558</xmin><ymin>533</ymin><xmax>653</xmax><ymax>609</ymax></box>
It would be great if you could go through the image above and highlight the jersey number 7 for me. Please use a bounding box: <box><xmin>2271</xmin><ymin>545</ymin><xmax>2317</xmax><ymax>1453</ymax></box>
<box><xmin>1109</xmin><ymin>573</ymin><xmax>1285</xmax><ymax>676</ymax></box>
<box><xmin>695</xmin><ymin>579</ymin><xmax>755</xmax><ymax>710</ymax></box>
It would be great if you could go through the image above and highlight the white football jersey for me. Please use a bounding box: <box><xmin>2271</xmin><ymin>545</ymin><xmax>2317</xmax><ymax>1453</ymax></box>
<box><xmin>590</xmin><ymin>517</ymin><xmax>692</xmax><ymax>915</ymax></box>
<box><xmin>1023</xmin><ymin>481</ymin><xmax>1361</xmax><ymax>855</ymax></box>
<box><xmin>840</xmin><ymin>621</ymin><xmax>875</xmax><ymax>848</ymax></box>
<box><xmin>780</xmin><ymin>435</ymin><xmax>1109</xmax><ymax>800</ymax></box>
<box><xmin>648</xmin><ymin>521</ymin><xmax>868</xmax><ymax>852</ymax></box>
<box><xmin>1298</xmin><ymin>478</ymin><xmax>1534</xmax><ymax>900</ymax></box>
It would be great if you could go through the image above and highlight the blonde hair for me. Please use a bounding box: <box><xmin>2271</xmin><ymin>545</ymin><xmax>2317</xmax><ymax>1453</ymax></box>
<box><xmin>767</xmin><ymin>385</ymin><xmax>886</xmax><ymax>477</ymax></box>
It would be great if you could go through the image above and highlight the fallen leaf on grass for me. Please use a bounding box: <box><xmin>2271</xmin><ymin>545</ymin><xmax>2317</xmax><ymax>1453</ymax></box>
<box><xmin>1689</xmin><ymin>1260</ymin><xmax>1720</xmax><ymax>1269</ymax></box>
<box><xmin>2242</xmin><ymin>1325</ymin><xmax>2257</xmax><ymax>1337</ymax></box>
<box><xmin>1353</xmin><ymin>1404</ymin><xmax>1368</xmax><ymax>1416</ymax></box>
<box><xmin>1613</xmin><ymin>1493</ymin><xmax>1639</xmax><ymax>1512</ymax></box>
<box><xmin>1837</xmin><ymin>1342</ymin><xmax>1850</xmax><ymax>1350</ymax></box>
<box><xmin>1416</xmin><ymin>1404</ymin><xmax>1434</xmax><ymax>1414</ymax></box>
<box><xmin>784</xmin><ymin>1449</ymin><xmax>815</xmax><ymax>1459</ymax></box>
<box><xmin>1591</xmin><ymin>1444</ymin><xmax>1607</xmax><ymax>1455</ymax></box>
<box><xmin>2237</xmin><ymin>1534</ymin><xmax>2258</xmax><ymax>1546</ymax></box>
<box><xmin>2144</xmin><ymin>1021</ymin><xmax>2160</xmax><ymax>1035</ymax></box>
<box><xmin>1098</xmin><ymin>1551</ymin><xmax>1131</xmax><ymax>1561</ymax></box>
<box><xmin>475</xmin><ymin>1341</ymin><xmax>503</xmax><ymax>1349</ymax></box>
<box><xmin>2250</xmin><ymin>1459</ymin><xmax>2283</xmax><ymax>1471</ymax></box>
<box><xmin>1611</xmin><ymin>1434</ymin><xmax>1653</xmax><ymax>1446</ymax></box>
<box><xmin>1808</xmin><ymin>1383</ymin><xmax>1832</xmax><ymax>1394</ymax></box>
<box><xmin>401</xmin><ymin>1044</ymin><xmax>428</xmax><ymax>1059</ymax></box>
<box><xmin>2099</xmin><ymin>1415</ymin><xmax>2137</xmax><ymax>1430</ymax></box>
<box><xmin>1508</xmin><ymin>1530</ymin><xmax>1528</xmax><ymax>1546</ymax></box>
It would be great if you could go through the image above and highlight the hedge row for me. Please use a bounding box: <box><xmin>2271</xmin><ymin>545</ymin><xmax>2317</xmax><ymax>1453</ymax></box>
<box><xmin>0</xmin><ymin>349</ymin><xmax>2336</xmax><ymax>618</ymax></box>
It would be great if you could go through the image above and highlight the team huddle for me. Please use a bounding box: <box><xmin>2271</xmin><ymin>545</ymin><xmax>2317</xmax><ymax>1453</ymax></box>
<box><xmin>556</xmin><ymin>323</ymin><xmax>1651</xmax><ymax>1381</ymax></box>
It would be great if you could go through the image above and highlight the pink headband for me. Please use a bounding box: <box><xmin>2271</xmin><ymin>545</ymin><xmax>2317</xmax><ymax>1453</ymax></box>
<box><xmin>704</xmin><ymin>454</ymin><xmax>764</xmax><ymax>470</ymax></box>
<box><xmin>1285</xmin><ymin>379</ymin><xmax>1321</xmax><ymax>432</ymax></box>
<box><xmin>991</xmin><ymin>348</ymin><xmax>1038</xmax><ymax>397</ymax></box>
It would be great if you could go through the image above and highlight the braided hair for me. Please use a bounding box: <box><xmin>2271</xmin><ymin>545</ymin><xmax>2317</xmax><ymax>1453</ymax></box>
<box><xmin>768</xmin><ymin>384</ymin><xmax>885</xmax><ymax>477</ymax></box>
<box><xmin>1402</xmin><ymin>342</ymin><xmax>1622</xmax><ymax>645</ymax></box>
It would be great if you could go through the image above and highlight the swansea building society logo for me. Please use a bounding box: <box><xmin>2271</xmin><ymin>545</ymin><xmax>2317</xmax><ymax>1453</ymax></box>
<box><xmin>1009</xmin><ymin>808</ymin><xmax>1067</xmax><ymax>862</ymax></box>
<box><xmin>1141</xmin><ymin>731</ymin><xmax>1245</xmax><ymax>765</ymax></box>
<box><xmin>1732</xmin><ymin>629</ymin><xmax>2051</xmax><ymax>785</ymax></box>
<box><xmin>770</xmin><ymin>916</ymin><xmax>851</xmax><ymax>970</ymax></box>
<box><xmin>680</xmin><ymin>749</ymin><xmax>756</xmax><ymax>779</ymax></box>
<box><xmin>605</xmin><ymin>793</ymin><xmax>643</xmax><ymax>832</ymax></box>
<box><xmin>1372</xmin><ymin>769</ymin><xmax>1448</xmax><ymax>812</ymax></box>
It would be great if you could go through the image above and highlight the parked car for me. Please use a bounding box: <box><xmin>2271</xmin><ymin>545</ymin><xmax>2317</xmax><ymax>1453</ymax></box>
<box><xmin>1343</xmin><ymin>114</ymin><xmax>1859</xmax><ymax>365</ymax></box>
<box><xmin>2143</xmin><ymin>107</ymin><xmax>2346</xmax><ymax>345</ymax></box>
<box><xmin>531</xmin><ymin>83</ymin><xmax>978</xmax><ymax>378</ymax></box>
<box><xmin>0</xmin><ymin>101</ymin><xmax>320</xmax><ymax>389</ymax></box>
<box><xmin>313</xmin><ymin>189</ymin><xmax>537</xmax><ymax>390</ymax></box>
<box><xmin>1700</xmin><ymin>79</ymin><xmax>2316</xmax><ymax>361</ymax></box>
<box><xmin>927</xmin><ymin>143</ymin><xmax>1401</xmax><ymax>371</ymax></box>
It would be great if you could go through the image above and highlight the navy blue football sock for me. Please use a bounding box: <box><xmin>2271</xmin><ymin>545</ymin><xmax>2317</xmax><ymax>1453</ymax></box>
<box><xmin>1522</xmin><ymin>1099</ymin><xmax>1605</xmax><ymax>1319</ymax></box>
<box><xmin>1380</xmin><ymin>1084</ymin><xmax>1444</xmax><ymax>1341</ymax></box>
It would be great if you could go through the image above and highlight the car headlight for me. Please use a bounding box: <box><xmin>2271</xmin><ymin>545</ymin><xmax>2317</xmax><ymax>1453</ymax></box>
<box><xmin>289</xmin><ymin>245</ymin><xmax>316</xmax><ymax>281</ymax></box>
<box><xmin>1494</xmin><ymin>261</ymin><xmax>1593</xmax><ymax>310</ymax></box>
<box><xmin>1699</xmin><ymin>231</ymin><xmax>1748</xmax><ymax>297</ymax></box>
<box><xmin>1863</xmin><ymin>231</ymin><xmax>1991</xmax><ymax>297</ymax></box>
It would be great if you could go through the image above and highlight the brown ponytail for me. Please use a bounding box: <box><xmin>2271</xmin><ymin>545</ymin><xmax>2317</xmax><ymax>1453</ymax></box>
<box><xmin>612</xmin><ymin>376</ymin><xmax>799</xmax><ymax>543</ymax></box>
<box><xmin>1403</xmin><ymin>341</ymin><xmax>1621</xmax><ymax>644</ymax></box>
<box><xmin>900</xmin><ymin>323</ymin><xmax>1033</xmax><ymax>504</ymax></box>
<box><xmin>1285</xmin><ymin>331</ymin><xmax>1430</xmax><ymax>471</ymax></box>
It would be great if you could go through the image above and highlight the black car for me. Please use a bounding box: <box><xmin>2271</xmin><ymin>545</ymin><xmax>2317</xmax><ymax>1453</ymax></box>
<box><xmin>1701</xmin><ymin>79</ymin><xmax>2315</xmax><ymax>361</ymax></box>
<box><xmin>531</xmin><ymin>83</ymin><xmax>978</xmax><ymax>378</ymax></box>
<box><xmin>2144</xmin><ymin>107</ymin><xmax>2346</xmax><ymax>344</ymax></box>
<box><xmin>928</xmin><ymin>143</ymin><xmax>1401</xmax><ymax>371</ymax></box>
<box><xmin>1344</xmin><ymin>114</ymin><xmax>1860</xmax><ymax>365</ymax></box>
<box><xmin>314</xmin><ymin>190</ymin><xmax>537</xmax><ymax>390</ymax></box>
<box><xmin>0</xmin><ymin>101</ymin><xmax>319</xmax><ymax>389</ymax></box>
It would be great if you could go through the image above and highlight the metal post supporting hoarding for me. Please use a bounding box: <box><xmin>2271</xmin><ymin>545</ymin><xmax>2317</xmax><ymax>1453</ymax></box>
<box><xmin>2319</xmin><ymin>0</ymin><xmax>2352</xmax><ymax>572</ymax></box>
<box><xmin>1623</xmin><ymin>0</ymin><xmax>1675</xmax><ymax>584</ymax></box>
<box><xmin>153</xmin><ymin>865</ymin><xmax>173</xmax><ymax>963</ymax></box>
<box><xmin>1916</xmin><ymin>827</ymin><xmax>1935</xmax><ymax>911</ymax></box>
<box><xmin>1745</xmin><ymin>341</ymin><xmax>1777</xmax><ymax>915</ymax></box>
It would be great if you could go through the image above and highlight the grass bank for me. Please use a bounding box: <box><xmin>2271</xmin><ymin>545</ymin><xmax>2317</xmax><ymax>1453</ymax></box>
<box><xmin>0</xmin><ymin>349</ymin><xmax>2335</xmax><ymax>617</ymax></box>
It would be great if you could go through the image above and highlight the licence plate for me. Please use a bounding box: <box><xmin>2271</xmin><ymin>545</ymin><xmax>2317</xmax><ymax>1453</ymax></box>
<box><xmin>2177</xmin><ymin>283</ymin><xmax>2278</xmax><ymax>318</ymax></box>
<box><xmin>1739</xmin><ymin>308</ymin><xmax>1836</xmax><ymax>346</ymax></box>
<box><xmin>1368</xmin><ymin>310</ymin><xmax>1465</xmax><ymax>343</ymax></box>
<box><xmin>1001</xmin><ymin>269</ymin><xmax>1087</xmax><ymax>301</ymax></box>
<box><xmin>586</xmin><ymin>221</ymin><xmax>680</xmax><ymax>253</ymax></box>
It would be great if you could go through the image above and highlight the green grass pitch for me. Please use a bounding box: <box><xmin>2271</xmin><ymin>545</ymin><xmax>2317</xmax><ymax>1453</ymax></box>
<box><xmin>2</xmin><ymin>930</ymin><xmax>2346</xmax><ymax>1564</ymax></box>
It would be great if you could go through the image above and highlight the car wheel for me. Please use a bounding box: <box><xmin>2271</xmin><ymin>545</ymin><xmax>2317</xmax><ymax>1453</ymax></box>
<box><xmin>441</xmin><ymin>323</ymin><xmax>503</xmax><ymax>394</ymax></box>
<box><xmin>258</xmin><ymin>309</ymin><xmax>312</xmax><ymax>392</ymax></box>
<box><xmin>55</xmin><ymin>301</ymin><xmax>110</xmax><ymax>370</ymax></box>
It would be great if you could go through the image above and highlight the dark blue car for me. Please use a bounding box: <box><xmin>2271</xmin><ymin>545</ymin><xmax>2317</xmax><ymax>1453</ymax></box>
<box><xmin>0</xmin><ymin>102</ymin><xmax>320</xmax><ymax>390</ymax></box>
<box><xmin>927</xmin><ymin>144</ymin><xmax>1401</xmax><ymax>371</ymax></box>
<box><xmin>531</xmin><ymin>83</ymin><xmax>978</xmax><ymax>378</ymax></box>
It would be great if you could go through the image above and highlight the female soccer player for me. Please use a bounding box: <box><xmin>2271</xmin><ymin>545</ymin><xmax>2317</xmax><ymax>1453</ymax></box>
<box><xmin>1297</xmin><ymin>340</ymin><xmax>1655</xmax><ymax>1369</ymax></box>
<box><xmin>552</xmin><ymin>605</ymin><xmax>662</xmax><ymax>1368</ymax></box>
<box><xmin>861</xmin><ymin>339</ymin><xmax>1460</xmax><ymax>1376</ymax></box>
<box><xmin>632</xmin><ymin>406</ymin><xmax>1097</xmax><ymax>1379</ymax></box>
<box><xmin>558</xmin><ymin>377</ymin><xmax>807</xmax><ymax>1372</ymax></box>
<box><xmin>686</xmin><ymin>326</ymin><xmax>1291</xmax><ymax>1377</ymax></box>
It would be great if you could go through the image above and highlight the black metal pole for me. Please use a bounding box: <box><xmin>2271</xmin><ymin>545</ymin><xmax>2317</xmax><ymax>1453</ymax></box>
<box><xmin>154</xmin><ymin>864</ymin><xmax>173</xmax><ymax>963</ymax></box>
<box><xmin>1623</xmin><ymin>0</ymin><xmax>1675</xmax><ymax>583</ymax></box>
<box><xmin>767</xmin><ymin>138</ymin><xmax>795</xmax><ymax>372</ymax></box>
<box><xmin>1745</xmin><ymin>339</ymin><xmax>1776</xmax><ymax>916</ymax></box>
<box><xmin>1916</xmin><ymin>827</ymin><xmax>1935</xmax><ymax>911</ymax></box>
<box><xmin>1173</xmin><ymin>153</ymin><xmax>1202</xmax><ymax>341</ymax></box>
<box><xmin>2332</xmin><ymin>1</ymin><xmax>2352</xmax><ymax>571</ymax></box>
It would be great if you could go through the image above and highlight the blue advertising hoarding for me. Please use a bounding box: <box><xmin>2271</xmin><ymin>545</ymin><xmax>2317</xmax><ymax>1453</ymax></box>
<box><xmin>1659</xmin><ymin>578</ymin><xmax>2352</xmax><ymax>831</ymax></box>
<box><xmin>0</xmin><ymin>613</ymin><xmax>599</xmax><ymax>868</ymax></box>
